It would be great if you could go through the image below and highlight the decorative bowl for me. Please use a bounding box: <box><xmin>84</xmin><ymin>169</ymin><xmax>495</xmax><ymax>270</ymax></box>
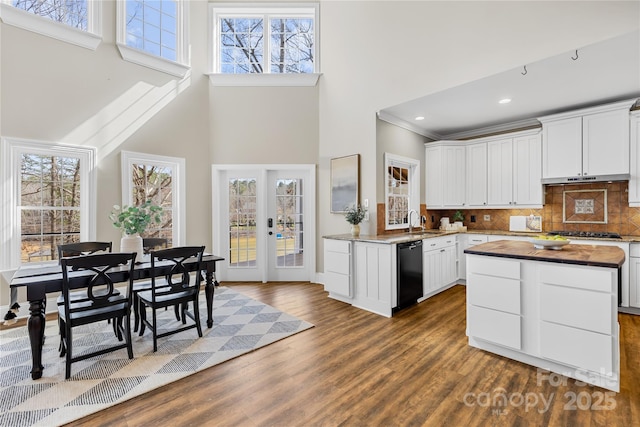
<box><xmin>529</xmin><ymin>238</ymin><xmax>570</xmax><ymax>250</ymax></box>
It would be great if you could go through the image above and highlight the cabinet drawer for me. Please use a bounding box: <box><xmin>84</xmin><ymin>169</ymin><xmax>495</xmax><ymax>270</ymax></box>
<box><xmin>540</xmin><ymin>284</ymin><xmax>613</xmax><ymax>335</ymax></box>
<box><xmin>468</xmin><ymin>305</ymin><xmax>521</xmax><ymax>350</ymax></box>
<box><xmin>468</xmin><ymin>275</ymin><xmax>520</xmax><ymax>314</ymax></box>
<box><xmin>467</xmin><ymin>256</ymin><xmax>520</xmax><ymax>280</ymax></box>
<box><xmin>467</xmin><ymin>235</ymin><xmax>488</xmax><ymax>245</ymax></box>
<box><xmin>324</xmin><ymin>271</ymin><xmax>351</xmax><ymax>297</ymax></box>
<box><xmin>324</xmin><ymin>239</ymin><xmax>351</xmax><ymax>254</ymax></box>
<box><xmin>422</xmin><ymin>237</ymin><xmax>455</xmax><ymax>252</ymax></box>
<box><xmin>539</xmin><ymin>264</ymin><xmax>614</xmax><ymax>293</ymax></box>
<box><xmin>325</xmin><ymin>251</ymin><xmax>350</xmax><ymax>275</ymax></box>
<box><xmin>540</xmin><ymin>321</ymin><xmax>613</xmax><ymax>374</ymax></box>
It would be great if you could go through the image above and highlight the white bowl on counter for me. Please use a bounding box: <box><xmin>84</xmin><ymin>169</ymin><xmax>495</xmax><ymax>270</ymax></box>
<box><xmin>529</xmin><ymin>238</ymin><xmax>570</xmax><ymax>250</ymax></box>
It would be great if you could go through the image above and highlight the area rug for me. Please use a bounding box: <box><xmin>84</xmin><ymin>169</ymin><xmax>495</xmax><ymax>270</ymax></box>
<box><xmin>0</xmin><ymin>287</ymin><xmax>313</xmax><ymax>427</ymax></box>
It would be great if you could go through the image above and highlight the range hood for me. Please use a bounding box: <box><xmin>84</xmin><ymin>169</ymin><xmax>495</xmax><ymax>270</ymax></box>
<box><xmin>541</xmin><ymin>173</ymin><xmax>630</xmax><ymax>185</ymax></box>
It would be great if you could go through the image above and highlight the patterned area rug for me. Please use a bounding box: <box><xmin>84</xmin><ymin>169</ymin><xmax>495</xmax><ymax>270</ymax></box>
<box><xmin>0</xmin><ymin>287</ymin><xmax>313</xmax><ymax>426</ymax></box>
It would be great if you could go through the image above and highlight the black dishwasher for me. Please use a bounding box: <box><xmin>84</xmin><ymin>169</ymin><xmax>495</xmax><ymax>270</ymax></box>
<box><xmin>396</xmin><ymin>240</ymin><xmax>423</xmax><ymax>312</ymax></box>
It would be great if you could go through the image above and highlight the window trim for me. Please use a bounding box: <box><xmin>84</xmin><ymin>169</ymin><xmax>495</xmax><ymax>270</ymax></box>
<box><xmin>384</xmin><ymin>153</ymin><xmax>420</xmax><ymax>231</ymax></box>
<box><xmin>208</xmin><ymin>3</ymin><xmax>320</xmax><ymax>87</ymax></box>
<box><xmin>120</xmin><ymin>151</ymin><xmax>185</xmax><ymax>246</ymax></box>
<box><xmin>115</xmin><ymin>0</ymin><xmax>191</xmax><ymax>78</ymax></box>
<box><xmin>0</xmin><ymin>1</ymin><xmax>102</xmax><ymax>50</ymax></box>
<box><xmin>0</xmin><ymin>137</ymin><xmax>97</xmax><ymax>270</ymax></box>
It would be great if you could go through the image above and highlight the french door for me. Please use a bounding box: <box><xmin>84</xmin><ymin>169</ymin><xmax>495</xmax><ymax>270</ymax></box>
<box><xmin>212</xmin><ymin>165</ymin><xmax>315</xmax><ymax>282</ymax></box>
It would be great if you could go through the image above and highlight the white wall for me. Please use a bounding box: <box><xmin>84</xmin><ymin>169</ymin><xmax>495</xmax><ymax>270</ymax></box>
<box><xmin>1</xmin><ymin>1</ymin><xmax>639</xmax><ymax>302</ymax></box>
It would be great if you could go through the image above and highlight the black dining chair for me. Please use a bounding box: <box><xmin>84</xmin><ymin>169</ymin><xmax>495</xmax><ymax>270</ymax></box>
<box><xmin>137</xmin><ymin>246</ymin><xmax>205</xmax><ymax>352</ymax></box>
<box><xmin>56</xmin><ymin>242</ymin><xmax>118</xmax><ymax>347</ymax></box>
<box><xmin>58</xmin><ymin>252</ymin><xmax>136</xmax><ymax>379</ymax></box>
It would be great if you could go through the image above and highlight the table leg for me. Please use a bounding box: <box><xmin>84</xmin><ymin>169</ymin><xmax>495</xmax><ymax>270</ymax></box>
<box><xmin>205</xmin><ymin>270</ymin><xmax>215</xmax><ymax>328</ymax></box>
<box><xmin>28</xmin><ymin>299</ymin><xmax>46</xmax><ymax>380</ymax></box>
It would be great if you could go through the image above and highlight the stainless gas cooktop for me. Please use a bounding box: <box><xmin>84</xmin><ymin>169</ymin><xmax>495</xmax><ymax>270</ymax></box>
<box><xmin>548</xmin><ymin>230</ymin><xmax>622</xmax><ymax>239</ymax></box>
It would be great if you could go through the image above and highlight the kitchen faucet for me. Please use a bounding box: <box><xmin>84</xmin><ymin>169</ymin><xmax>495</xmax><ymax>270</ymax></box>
<box><xmin>408</xmin><ymin>209</ymin><xmax>419</xmax><ymax>233</ymax></box>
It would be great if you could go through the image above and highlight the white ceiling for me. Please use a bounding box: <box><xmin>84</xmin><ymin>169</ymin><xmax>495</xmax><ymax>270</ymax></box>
<box><xmin>378</xmin><ymin>31</ymin><xmax>640</xmax><ymax>140</ymax></box>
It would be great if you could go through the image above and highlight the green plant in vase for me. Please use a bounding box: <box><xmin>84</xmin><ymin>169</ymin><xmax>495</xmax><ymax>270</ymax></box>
<box><xmin>109</xmin><ymin>200</ymin><xmax>162</xmax><ymax>258</ymax></box>
<box><xmin>344</xmin><ymin>205</ymin><xmax>366</xmax><ymax>236</ymax></box>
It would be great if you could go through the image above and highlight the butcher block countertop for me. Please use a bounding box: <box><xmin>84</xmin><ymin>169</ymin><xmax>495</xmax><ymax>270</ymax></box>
<box><xmin>464</xmin><ymin>240</ymin><xmax>625</xmax><ymax>269</ymax></box>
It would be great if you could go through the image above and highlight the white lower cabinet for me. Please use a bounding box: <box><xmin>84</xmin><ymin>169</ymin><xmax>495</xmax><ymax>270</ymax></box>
<box><xmin>466</xmin><ymin>254</ymin><xmax>620</xmax><ymax>392</ymax></box>
<box><xmin>422</xmin><ymin>236</ymin><xmax>457</xmax><ymax>298</ymax></box>
<box><xmin>458</xmin><ymin>234</ymin><xmax>488</xmax><ymax>280</ymax></box>
<box><xmin>323</xmin><ymin>239</ymin><xmax>352</xmax><ymax>298</ymax></box>
<box><xmin>354</xmin><ymin>242</ymin><xmax>394</xmax><ymax>317</ymax></box>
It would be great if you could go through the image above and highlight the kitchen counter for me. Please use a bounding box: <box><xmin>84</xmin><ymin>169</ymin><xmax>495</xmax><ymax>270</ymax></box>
<box><xmin>464</xmin><ymin>240</ymin><xmax>626</xmax><ymax>269</ymax></box>
<box><xmin>323</xmin><ymin>229</ymin><xmax>640</xmax><ymax>244</ymax></box>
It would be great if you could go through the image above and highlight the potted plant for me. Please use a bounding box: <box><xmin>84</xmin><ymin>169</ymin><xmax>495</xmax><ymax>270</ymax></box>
<box><xmin>109</xmin><ymin>200</ymin><xmax>162</xmax><ymax>256</ymax></box>
<box><xmin>452</xmin><ymin>210</ymin><xmax>465</xmax><ymax>229</ymax></box>
<box><xmin>344</xmin><ymin>205</ymin><xmax>366</xmax><ymax>236</ymax></box>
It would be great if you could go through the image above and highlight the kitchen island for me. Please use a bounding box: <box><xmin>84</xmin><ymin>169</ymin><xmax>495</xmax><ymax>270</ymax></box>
<box><xmin>465</xmin><ymin>240</ymin><xmax>625</xmax><ymax>392</ymax></box>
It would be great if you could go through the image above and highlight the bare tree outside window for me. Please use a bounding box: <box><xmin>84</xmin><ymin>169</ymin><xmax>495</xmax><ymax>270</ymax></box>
<box><xmin>219</xmin><ymin>15</ymin><xmax>314</xmax><ymax>74</ymax></box>
<box><xmin>20</xmin><ymin>154</ymin><xmax>81</xmax><ymax>262</ymax></box>
<box><xmin>13</xmin><ymin>0</ymin><xmax>87</xmax><ymax>30</ymax></box>
<box><xmin>131</xmin><ymin>164</ymin><xmax>174</xmax><ymax>243</ymax></box>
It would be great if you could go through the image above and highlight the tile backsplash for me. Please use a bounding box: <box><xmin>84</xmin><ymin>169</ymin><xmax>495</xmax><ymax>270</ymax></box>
<box><xmin>377</xmin><ymin>181</ymin><xmax>640</xmax><ymax>236</ymax></box>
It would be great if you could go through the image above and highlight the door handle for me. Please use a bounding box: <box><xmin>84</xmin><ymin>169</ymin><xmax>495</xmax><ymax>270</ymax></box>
<box><xmin>268</xmin><ymin>218</ymin><xmax>273</xmax><ymax>227</ymax></box>
<box><xmin>268</xmin><ymin>231</ymin><xmax>273</xmax><ymax>235</ymax></box>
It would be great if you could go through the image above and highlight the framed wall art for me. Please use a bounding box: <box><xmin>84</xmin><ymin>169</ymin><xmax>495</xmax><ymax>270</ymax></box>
<box><xmin>330</xmin><ymin>154</ymin><xmax>360</xmax><ymax>213</ymax></box>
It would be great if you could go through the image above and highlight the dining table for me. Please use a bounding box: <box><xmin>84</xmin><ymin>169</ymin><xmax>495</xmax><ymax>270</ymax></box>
<box><xmin>9</xmin><ymin>253</ymin><xmax>224</xmax><ymax>380</ymax></box>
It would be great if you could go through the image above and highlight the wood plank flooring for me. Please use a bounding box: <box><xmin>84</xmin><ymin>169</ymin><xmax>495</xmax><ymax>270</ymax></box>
<box><xmin>37</xmin><ymin>283</ymin><xmax>640</xmax><ymax>425</ymax></box>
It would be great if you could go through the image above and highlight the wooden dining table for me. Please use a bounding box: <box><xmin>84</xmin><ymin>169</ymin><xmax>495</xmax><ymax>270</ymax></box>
<box><xmin>9</xmin><ymin>254</ymin><xmax>224</xmax><ymax>380</ymax></box>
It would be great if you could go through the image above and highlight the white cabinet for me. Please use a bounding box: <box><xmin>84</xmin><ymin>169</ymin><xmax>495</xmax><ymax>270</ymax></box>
<box><xmin>422</xmin><ymin>236</ymin><xmax>457</xmax><ymax>298</ymax></box>
<box><xmin>467</xmin><ymin>252</ymin><xmax>621</xmax><ymax>391</ymax></box>
<box><xmin>487</xmin><ymin>133</ymin><xmax>543</xmax><ymax>207</ymax></box>
<box><xmin>323</xmin><ymin>239</ymin><xmax>352</xmax><ymax>297</ymax></box>
<box><xmin>540</xmin><ymin>100</ymin><xmax>634</xmax><ymax>181</ymax></box>
<box><xmin>513</xmin><ymin>134</ymin><xmax>543</xmax><ymax>206</ymax></box>
<box><xmin>354</xmin><ymin>242</ymin><xmax>394</xmax><ymax>317</ymax></box>
<box><xmin>425</xmin><ymin>142</ymin><xmax>466</xmax><ymax>208</ymax></box>
<box><xmin>629</xmin><ymin>111</ymin><xmax>640</xmax><ymax>206</ymax></box>
<box><xmin>466</xmin><ymin>256</ymin><xmax>522</xmax><ymax>350</ymax></box>
<box><xmin>629</xmin><ymin>243</ymin><xmax>640</xmax><ymax>308</ymax></box>
<box><xmin>466</xmin><ymin>142</ymin><xmax>487</xmax><ymax>207</ymax></box>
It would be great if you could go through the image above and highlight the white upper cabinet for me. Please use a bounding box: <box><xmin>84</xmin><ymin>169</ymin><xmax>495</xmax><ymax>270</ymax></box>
<box><xmin>475</xmin><ymin>130</ymin><xmax>543</xmax><ymax>208</ymax></box>
<box><xmin>629</xmin><ymin>111</ymin><xmax>640</xmax><ymax>206</ymax></box>
<box><xmin>425</xmin><ymin>142</ymin><xmax>466</xmax><ymax>208</ymax></box>
<box><xmin>513</xmin><ymin>133</ymin><xmax>543</xmax><ymax>206</ymax></box>
<box><xmin>540</xmin><ymin>99</ymin><xmax>635</xmax><ymax>182</ymax></box>
<box><xmin>487</xmin><ymin>138</ymin><xmax>513</xmax><ymax>206</ymax></box>
<box><xmin>466</xmin><ymin>142</ymin><xmax>487</xmax><ymax>207</ymax></box>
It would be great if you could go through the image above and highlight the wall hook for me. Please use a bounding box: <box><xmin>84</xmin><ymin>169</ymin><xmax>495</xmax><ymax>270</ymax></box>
<box><xmin>571</xmin><ymin>49</ymin><xmax>579</xmax><ymax>61</ymax></box>
<box><xmin>521</xmin><ymin>65</ymin><xmax>527</xmax><ymax>76</ymax></box>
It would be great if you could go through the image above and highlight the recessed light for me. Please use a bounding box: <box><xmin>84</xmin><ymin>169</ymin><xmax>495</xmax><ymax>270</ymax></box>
<box><xmin>415</xmin><ymin>116</ymin><xmax>425</xmax><ymax>121</ymax></box>
<box><xmin>499</xmin><ymin>98</ymin><xmax>512</xmax><ymax>104</ymax></box>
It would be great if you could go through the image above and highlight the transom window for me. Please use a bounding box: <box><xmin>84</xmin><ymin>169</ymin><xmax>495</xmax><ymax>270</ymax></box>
<box><xmin>11</xmin><ymin>0</ymin><xmax>88</xmax><ymax>29</ymax></box>
<box><xmin>0</xmin><ymin>0</ymin><xmax>102</xmax><ymax>49</ymax></box>
<box><xmin>211</xmin><ymin>4</ymin><xmax>317</xmax><ymax>74</ymax></box>
<box><xmin>116</xmin><ymin>0</ymin><xmax>190</xmax><ymax>77</ymax></box>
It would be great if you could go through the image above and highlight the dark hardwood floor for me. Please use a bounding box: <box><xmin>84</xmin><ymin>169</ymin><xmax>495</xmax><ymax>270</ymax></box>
<box><xmin>47</xmin><ymin>282</ymin><xmax>640</xmax><ymax>426</ymax></box>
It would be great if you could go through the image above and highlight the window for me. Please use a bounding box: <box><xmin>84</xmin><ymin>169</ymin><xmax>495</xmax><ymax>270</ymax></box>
<box><xmin>209</xmin><ymin>3</ymin><xmax>320</xmax><ymax>86</ymax></box>
<box><xmin>120</xmin><ymin>151</ymin><xmax>185</xmax><ymax>246</ymax></box>
<box><xmin>384</xmin><ymin>153</ymin><xmax>420</xmax><ymax>231</ymax></box>
<box><xmin>0</xmin><ymin>0</ymin><xmax>102</xmax><ymax>49</ymax></box>
<box><xmin>116</xmin><ymin>0</ymin><xmax>190</xmax><ymax>77</ymax></box>
<box><xmin>1</xmin><ymin>138</ymin><xmax>96</xmax><ymax>269</ymax></box>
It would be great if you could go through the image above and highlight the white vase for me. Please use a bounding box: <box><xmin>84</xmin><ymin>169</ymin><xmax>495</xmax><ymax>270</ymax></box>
<box><xmin>120</xmin><ymin>234</ymin><xmax>144</xmax><ymax>261</ymax></box>
<box><xmin>350</xmin><ymin>224</ymin><xmax>360</xmax><ymax>237</ymax></box>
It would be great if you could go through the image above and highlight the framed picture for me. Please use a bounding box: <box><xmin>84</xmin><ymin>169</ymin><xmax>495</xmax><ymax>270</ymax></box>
<box><xmin>331</xmin><ymin>154</ymin><xmax>360</xmax><ymax>213</ymax></box>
